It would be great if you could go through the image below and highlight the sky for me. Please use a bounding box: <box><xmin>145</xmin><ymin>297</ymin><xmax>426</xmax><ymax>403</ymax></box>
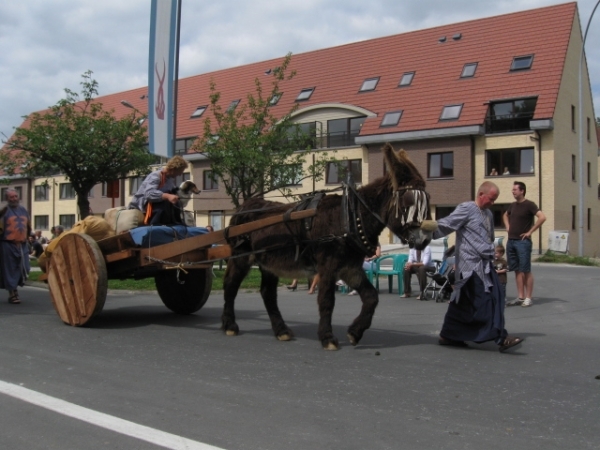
<box><xmin>1</xmin><ymin>0</ymin><xmax>599</xmax><ymax>138</ymax></box>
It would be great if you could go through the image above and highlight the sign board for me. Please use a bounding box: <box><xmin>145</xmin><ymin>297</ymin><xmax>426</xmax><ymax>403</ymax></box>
<box><xmin>148</xmin><ymin>0</ymin><xmax>178</xmax><ymax>158</ymax></box>
<box><xmin>548</xmin><ymin>231</ymin><xmax>569</xmax><ymax>253</ymax></box>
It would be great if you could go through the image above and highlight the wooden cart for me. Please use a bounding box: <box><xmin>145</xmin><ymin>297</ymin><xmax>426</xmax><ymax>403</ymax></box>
<box><xmin>41</xmin><ymin>209</ymin><xmax>316</xmax><ymax>326</ymax></box>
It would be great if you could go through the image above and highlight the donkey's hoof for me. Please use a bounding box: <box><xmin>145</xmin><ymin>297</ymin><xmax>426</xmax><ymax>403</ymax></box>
<box><xmin>225</xmin><ymin>329</ymin><xmax>239</xmax><ymax>336</ymax></box>
<box><xmin>347</xmin><ymin>332</ymin><xmax>360</xmax><ymax>346</ymax></box>
<box><xmin>223</xmin><ymin>323</ymin><xmax>239</xmax><ymax>336</ymax></box>
<box><xmin>321</xmin><ymin>338</ymin><xmax>340</xmax><ymax>351</ymax></box>
<box><xmin>276</xmin><ymin>331</ymin><xmax>293</xmax><ymax>341</ymax></box>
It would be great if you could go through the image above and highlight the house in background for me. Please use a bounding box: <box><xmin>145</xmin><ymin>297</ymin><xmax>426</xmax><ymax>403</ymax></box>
<box><xmin>3</xmin><ymin>2</ymin><xmax>599</xmax><ymax>255</ymax></box>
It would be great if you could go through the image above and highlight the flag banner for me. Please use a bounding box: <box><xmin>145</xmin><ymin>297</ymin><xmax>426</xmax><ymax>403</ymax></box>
<box><xmin>148</xmin><ymin>0</ymin><xmax>178</xmax><ymax>158</ymax></box>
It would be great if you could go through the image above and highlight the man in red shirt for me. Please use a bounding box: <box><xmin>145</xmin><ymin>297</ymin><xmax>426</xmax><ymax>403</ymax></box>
<box><xmin>503</xmin><ymin>182</ymin><xmax>546</xmax><ymax>307</ymax></box>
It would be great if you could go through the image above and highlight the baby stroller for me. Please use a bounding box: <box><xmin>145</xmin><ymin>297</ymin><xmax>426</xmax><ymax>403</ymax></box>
<box><xmin>423</xmin><ymin>246</ymin><xmax>455</xmax><ymax>302</ymax></box>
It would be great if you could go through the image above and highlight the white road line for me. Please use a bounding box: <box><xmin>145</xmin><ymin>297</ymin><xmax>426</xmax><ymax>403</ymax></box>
<box><xmin>0</xmin><ymin>380</ymin><xmax>226</xmax><ymax>450</ymax></box>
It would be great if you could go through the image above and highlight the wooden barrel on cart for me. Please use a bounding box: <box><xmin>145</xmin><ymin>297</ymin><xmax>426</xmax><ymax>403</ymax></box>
<box><xmin>47</xmin><ymin>233</ymin><xmax>108</xmax><ymax>326</ymax></box>
<box><xmin>155</xmin><ymin>267</ymin><xmax>213</xmax><ymax>314</ymax></box>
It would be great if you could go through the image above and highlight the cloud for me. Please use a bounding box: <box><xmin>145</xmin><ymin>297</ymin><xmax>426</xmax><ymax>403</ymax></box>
<box><xmin>1</xmin><ymin>0</ymin><xmax>599</xmax><ymax>137</ymax></box>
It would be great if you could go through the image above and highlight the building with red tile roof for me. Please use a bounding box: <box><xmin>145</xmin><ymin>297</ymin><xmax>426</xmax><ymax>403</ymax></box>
<box><xmin>2</xmin><ymin>2</ymin><xmax>599</xmax><ymax>255</ymax></box>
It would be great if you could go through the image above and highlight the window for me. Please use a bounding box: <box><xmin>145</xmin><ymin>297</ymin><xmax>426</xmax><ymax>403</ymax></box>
<box><xmin>588</xmin><ymin>162</ymin><xmax>591</xmax><ymax>186</ymax></box>
<box><xmin>296</xmin><ymin>88</ymin><xmax>314</xmax><ymax>101</ymax></box>
<box><xmin>486</xmin><ymin>148</ymin><xmax>534</xmax><ymax>176</ymax></box>
<box><xmin>59</xmin><ymin>183</ymin><xmax>76</xmax><ymax>199</ymax></box>
<box><xmin>269</xmin><ymin>94</ymin><xmax>281</xmax><ymax>106</ymax></box>
<box><xmin>227</xmin><ymin>100</ymin><xmax>240</xmax><ymax>112</ymax></box>
<box><xmin>571</xmin><ymin>105</ymin><xmax>576</xmax><ymax>131</ymax></box>
<box><xmin>485</xmin><ymin>98</ymin><xmax>537</xmax><ymax>133</ymax></box>
<box><xmin>490</xmin><ymin>204</ymin><xmax>509</xmax><ymax>229</ymax></box>
<box><xmin>440</xmin><ymin>104</ymin><xmax>462</xmax><ymax>121</ymax></box>
<box><xmin>129</xmin><ymin>176</ymin><xmax>145</xmax><ymax>195</ymax></box>
<box><xmin>588</xmin><ymin>208</ymin><xmax>591</xmax><ymax>231</ymax></box>
<box><xmin>326</xmin><ymin>159</ymin><xmax>362</xmax><ymax>184</ymax></box>
<box><xmin>2</xmin><ymin>186</ymin><xmax>22</xmax><ymax>200</ymax></box>
<box><xmin>398</xmin><ymin>72</ymin><xmax>414</xmax><ymax>87</ymax></box>
<box><xmin>587</xmin><ymin>117</ymin><xmax>591</xmax><ymax>141</ymax></box>
<box><xmin>203</xmin><ymin>170</ymin><xmax>218</xmax><ymax>190</ymax></box>
<box><xmin>327</xmin><ymin>116</ymin><xmax>366</xmax><ymax>147</ymax></box>
<box><xmin>359</xmin><ymin>77</ymin><xmax>379</xmax><ymax>92</ymax></box>
<box><xmin>428</xmin><ymin>152</ymin><xmax>453</xmax><ymax>178</ymax></box>
<box><xmin>288</xmin><ymin>122</ymin><xmax>317</xmax><ymax>149</ymax></box>
<box><xmin>34</xmin><ymin>185</ymin><xmax>49</xmax><ymax>201</ymax></box>
<box><xmin>271</xmin><ymin>164</ymin><xmax>303</xmax><ymax>187</ymax></box>
<box><xmin>510</xmin><ymin>55</ymin><xmax>533</xmax><ymax>71</ymax></box>
<box><xmin>435</xmin><ymin>206</ymin><xmax>455</xmax><ymax>221</ymax></box>
<box><xmin>209</xmin><ymin>211</ymin><xmax>223</xmax><ymax>231</ymax></box>
<box><xmin>34</xmin><ymin>215</ymin><xmax>49</xmax><ymax>230</ymax></box>
<box><xmin>191</xmin><ymin>106</ymin><xmax>207</xmax><ymax>118</ymax></box>
<box><xmin>572</xmin><ymin>205</ymin><xmax>576</xmax><ymax>231</ymax></box>
<box><xmin>174</xmin><ymin>172</ymin><xmax>191</xmax><ymax>186</ymax></box>
<box><xmin>461</xmin><ymin>63</ymin><xmax>477</xmax><ymax>78</ymax></box>
<box><xmin>175</xmin><ymin>138</ymin><xmax>196</xmax><ymax>155</ymax></box>
<box><xmin>380</xmin><ymin>111</ymin><xmax>403</xmax><ymax>127</ymax></box>
<box><xmin>59</xmin><ymin>214</ymin><xmax>76</xmax><ymax>229</ymax></box>
<box><xmin>572</xmin><ymin>154</ymin><xmax>576</xmax><ymax>181</ymax></box>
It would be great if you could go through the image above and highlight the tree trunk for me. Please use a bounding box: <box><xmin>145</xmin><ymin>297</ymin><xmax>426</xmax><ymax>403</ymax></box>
<box><xmin>77</xmin><ymin>194</ymin><xmax>91</xmax><ymax>220</ymax></box>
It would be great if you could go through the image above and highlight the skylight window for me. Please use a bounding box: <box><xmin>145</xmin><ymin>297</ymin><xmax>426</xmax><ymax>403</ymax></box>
<box><xmin>296</xmin><ymin>88</ymin><xmax>314</xmax><ymax>101</ymax></box>
<box><xmin>440</xmin><ymin>104</ymin><xmax>463</xmax><ymax>121</ymax></box>
<box><xmin>359</xmin><ymin>77</ymin><xmax>379</xmax><ymax>92</ymax></box>
<box><xmin>461</xmin><ymin>63</ymin><xmax>477</xmax><ymax>78</ymax></box>
<box><xmin>510</xmin><ymin>55</ymin><xmax>534</xmax><ymax>71</ymax></box>
<box><xmin>227</xmin><ymin>99</ymin><xmax>240</xmax><ymax>112</ymax></box>
<box><xmin>398</xmin><ymin>72</ymin><xmax>415</xmax><ymax>87</ymax></box>
<box><xmin>190</xmin><ymin>106</ymin><xmax>207</xmax><ymax>118</ymax></box>
<box><xmin>380</xmin><ymin>110</ymin><xmax>403</xmax><ymax>127</ymax></box>
<box><xmin>269</xmin><ymin>93</ymin><xmax>281</xmax><ymax>106</ymax></box>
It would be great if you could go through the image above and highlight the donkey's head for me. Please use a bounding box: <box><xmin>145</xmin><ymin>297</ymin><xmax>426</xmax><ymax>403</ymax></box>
<box><xmin>383</xmin><ymin>143</ymin><xmax>436</xmax><ymax>249</ymax></box>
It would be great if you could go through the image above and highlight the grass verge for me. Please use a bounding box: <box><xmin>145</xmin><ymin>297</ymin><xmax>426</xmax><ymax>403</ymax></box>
<box><xmin>28</xmin><ymin>268</ymin><xmax>294</xmax><ymax>291</ymax></box>
<box><xmin>536</xmin><ymin>251</ymin><xmax>598</xmax><ymax>266</ymax></box>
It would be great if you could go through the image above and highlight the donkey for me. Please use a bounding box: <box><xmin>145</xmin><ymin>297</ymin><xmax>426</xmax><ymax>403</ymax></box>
<box><xmin>222</xmin><ymin>143</ymin><xmax>437</xmax><ymax>350</ymax></box>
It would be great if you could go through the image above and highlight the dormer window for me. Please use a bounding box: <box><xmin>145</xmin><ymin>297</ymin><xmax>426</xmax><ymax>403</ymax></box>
<box><xmin>510</xmin><ymin>55</ymin><xmax>534</xmax><ymax>71</ymax></box>
<box><xmin>269</xmin><ymin>94</ymin><xmax>281</xmax><ymax>106</ymax></box>
<box><xmin>461</xmin><ymin>63</ymin><xmax>477</xmax><ymax>78</ymax></box>
<box><xmin>380</xmin><ymin>110</ymin><xmax>403</xmax><ymax>127</ymax></box>
<box><xmin>440</xmin><ymin>104</ymin><xmax>463</xmax><ymax>121</ymax></box>
<box><xmin>191</xmin><ymin>106</ymin><xmax>207</xmax><ymax>118</ymax></box>
<box><xmin>227</xmin><ymin>100</ymin><xmax>240</xmax><ymax>112</ymax></box>
<box><xmin>359</xmin><ymin>77</ymin><xmax>379</xmax><ymax>92</ymax></box>
<box><xmin>398</xmin><ymin>72</ymin><xmax>415</xmax><ymax>87</ymax></box>
<box><xmin>296</xmin><ymin>88</ymin><xmax>314</xmax><ymax>101</ymax></box>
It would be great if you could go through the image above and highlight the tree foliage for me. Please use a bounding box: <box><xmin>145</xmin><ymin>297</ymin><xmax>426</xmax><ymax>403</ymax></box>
<box><xmin>190</xmin><ymin>54</ymin><xmax>331</xmax><ymax>208</ymax></box>
<box><xmin>1</xmin><ymin>71</ymin><xmax>155</xmax><ymax>219</ymax></box>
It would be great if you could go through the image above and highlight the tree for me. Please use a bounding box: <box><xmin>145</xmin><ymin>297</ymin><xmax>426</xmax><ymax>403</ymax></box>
<box><xmin>1</xmin><ymin>71</ymin><xmax>155</xmax><ymax>219</ymax></box>
<box><xmin>190</xmin><ymin>54</ymin><xmax>331</xmax><ymax>208</ymax></box>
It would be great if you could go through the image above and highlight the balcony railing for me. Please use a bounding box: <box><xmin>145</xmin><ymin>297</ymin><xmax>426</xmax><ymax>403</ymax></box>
<box><xmin>485</xmin><ymin>112</ymin><xmax>534</xmax><ymax>134</ymax></box>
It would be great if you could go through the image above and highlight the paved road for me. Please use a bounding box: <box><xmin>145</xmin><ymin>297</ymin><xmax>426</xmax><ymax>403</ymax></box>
<box><xmin>1</xmin><ymin>263</ymin><xmax>599</xmax><ymax>449</ymax></box>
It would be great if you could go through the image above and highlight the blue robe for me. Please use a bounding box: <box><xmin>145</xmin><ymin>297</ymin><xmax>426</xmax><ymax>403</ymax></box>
<box><xmin>0</xmin><ymin>205</ymin><xmax>30</xmax><ymax>291</ymax></box>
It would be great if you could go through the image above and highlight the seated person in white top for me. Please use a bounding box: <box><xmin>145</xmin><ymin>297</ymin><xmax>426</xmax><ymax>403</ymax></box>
<box><xmin>401</xmin><ymin>245</ymin><xmax>435</xmax><ymax>299</ymax></box>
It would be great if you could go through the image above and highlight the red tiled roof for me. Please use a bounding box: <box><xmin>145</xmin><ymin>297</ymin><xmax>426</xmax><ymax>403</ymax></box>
<box><xmin>13</xmin><ymin>2</ymin><xmax>579</xmax><ymax>143</ymax></box>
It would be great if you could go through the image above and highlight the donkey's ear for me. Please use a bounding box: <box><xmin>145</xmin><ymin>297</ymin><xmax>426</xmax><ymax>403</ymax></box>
<box><xmin>383</xmin><ymin>143</ymin><xmax>411</xmax><ymax>191</ymax></box>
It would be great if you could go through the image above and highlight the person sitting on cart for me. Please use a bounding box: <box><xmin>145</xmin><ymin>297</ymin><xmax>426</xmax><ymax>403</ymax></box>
<box><xmin>128</xmin><ymin>155</ymin><xmax>188</xmax><ymax>226</ymax></box>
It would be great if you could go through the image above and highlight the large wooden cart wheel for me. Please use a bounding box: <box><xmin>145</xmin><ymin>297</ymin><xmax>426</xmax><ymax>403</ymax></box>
<box><xmin>47</xmin><ymin>233</ymin><xmax>108</xmax><ymax>326</ymax></box>
<box><xmin>155</xmin><ymin>268</ymin><xmax>213</xmax><ymax>314</ymax></box>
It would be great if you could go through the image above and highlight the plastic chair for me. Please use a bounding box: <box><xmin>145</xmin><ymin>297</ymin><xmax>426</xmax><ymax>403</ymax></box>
<box><xmin>374</xmin><ymin>254</ymin><xmax>408</xmax><ymax>295</ymax></box>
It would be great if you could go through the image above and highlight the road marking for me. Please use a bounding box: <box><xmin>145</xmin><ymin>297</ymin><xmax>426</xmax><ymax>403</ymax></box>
<box><xmin>0</xmin><ymin>380</ymin><xmax>226</xmax><ymax>450</ymax></box>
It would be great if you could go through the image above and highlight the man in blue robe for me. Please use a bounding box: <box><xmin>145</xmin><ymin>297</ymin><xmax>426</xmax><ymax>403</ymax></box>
<box><xmin>0</xmin><ymin>189</ymin><xmax>31</xmax><ymax>304</ymax></box>
<box><xmin>433</xmin><ymin>181</ymin><xmax>523</xmax><ymax>353</ymax></box>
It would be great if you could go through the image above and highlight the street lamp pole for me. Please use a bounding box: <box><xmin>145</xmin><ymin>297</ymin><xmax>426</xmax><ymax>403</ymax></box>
<box><xmin>577</xmin><ymin>0</ymin><xmax>600</xmax><ymax>256</ymax></box>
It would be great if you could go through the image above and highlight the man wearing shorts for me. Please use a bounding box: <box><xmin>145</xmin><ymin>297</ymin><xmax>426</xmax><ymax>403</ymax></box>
<box><xmin>503</xmin><ymin>181</ymin><xmax>546</xmax><ymax>307</ymax></box>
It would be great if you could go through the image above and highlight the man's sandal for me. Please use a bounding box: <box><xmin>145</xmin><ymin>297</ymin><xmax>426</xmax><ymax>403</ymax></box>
<box><xmin>8</xmin><ymin>291</ymin><xmax>20</xmax><ymax>304</ymax></box>
<box><xmin>499</xmin><ymin>336</ymin><xmax>524</xmax><ymax>353</ymax></box>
